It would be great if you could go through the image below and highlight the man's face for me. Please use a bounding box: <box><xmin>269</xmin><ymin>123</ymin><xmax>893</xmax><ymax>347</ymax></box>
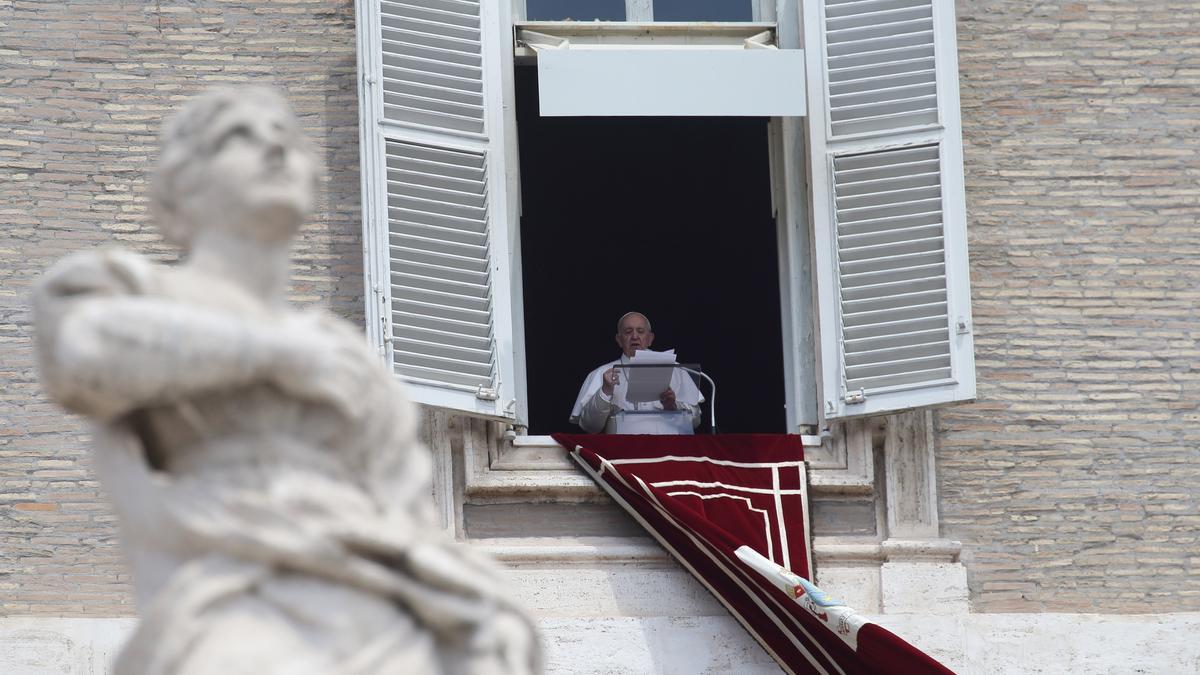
<box><xmin>615</xmin><ymin>314</ymin><xmax>654</xmax><ymax>357</ymax></box>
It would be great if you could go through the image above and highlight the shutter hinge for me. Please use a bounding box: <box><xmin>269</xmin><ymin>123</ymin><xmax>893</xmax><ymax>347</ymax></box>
<box><xmin>956</xmin><ymin>317</ymin><xmax>971</xmax><ymax>335</ymax></box>
<box><xmin>475</xmin><ymin>386</ymin><xmax>499</xmax><ymax>401</ymax></box>
<box><xmin>843</xmin><ymin>388</ymin><xmax>866</xmax><ymax>405</ymax></box>
<box><xmin>374</xmin><ymin>287</ymin><xmax>390</xmax><ymax>356</ymax></box>
<box><xmin>379</xmin><ymin>314</ymin><xmax>391</xmax><ymax>358</ymax></box>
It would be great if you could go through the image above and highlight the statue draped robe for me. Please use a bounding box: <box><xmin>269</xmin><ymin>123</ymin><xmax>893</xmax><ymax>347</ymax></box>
<box><xmin>34</xmin><ymin>249</ymin><xmax>538</xmax><ymax>675</ymax></box>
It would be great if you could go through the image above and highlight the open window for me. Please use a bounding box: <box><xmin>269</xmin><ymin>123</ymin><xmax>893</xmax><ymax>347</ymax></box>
<box><xmin>514</xmin><ymin>68</ymin><xmax>789</xmax><ymax>435</ymax></box>
<box><xmin>354</xmin><ymin>0</ymin><xmax>976</xmax><ymax>431</ymax></box>
<box><xmin>508</xmin><ymin>18</ymin><xmax>809</xmax><ymax>434</ymax></box>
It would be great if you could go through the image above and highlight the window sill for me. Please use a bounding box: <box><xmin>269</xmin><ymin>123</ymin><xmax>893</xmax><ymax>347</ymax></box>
<box><xmin>464</xmin><ymin>431</ymin><xmax>863</xmax><ymax>505</ymax></box>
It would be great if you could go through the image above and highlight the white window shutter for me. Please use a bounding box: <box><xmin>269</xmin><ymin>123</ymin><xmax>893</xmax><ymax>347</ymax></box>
<box><xmin>804</xmin><ymin>0</ymin><xmax>975</xmax><ymax>419</ymax></box>
<box><xmin>357</xmin><ymin>0</ymin><xmax>522</xmax><ymax>420</ymax></box>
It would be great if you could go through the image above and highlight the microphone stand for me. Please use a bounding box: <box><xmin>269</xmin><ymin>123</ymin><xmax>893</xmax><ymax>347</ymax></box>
<box><xmin>677</xmin><ymin>366</ymin><xmax>717</xmax><ymax>435</ymax></box>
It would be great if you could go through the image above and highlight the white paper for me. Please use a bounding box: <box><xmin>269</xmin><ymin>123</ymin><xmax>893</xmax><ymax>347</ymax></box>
<box><xmin>623</xmin><ymin>349</ymin><xmax>677</xmax><ymax>403</ymax></box>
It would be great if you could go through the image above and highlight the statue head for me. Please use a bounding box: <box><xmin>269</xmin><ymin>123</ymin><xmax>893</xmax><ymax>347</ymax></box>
<box><xmin>151</xmin><ymin>86</ymin><xmax>322</xmax><ymax>252</ymax></box>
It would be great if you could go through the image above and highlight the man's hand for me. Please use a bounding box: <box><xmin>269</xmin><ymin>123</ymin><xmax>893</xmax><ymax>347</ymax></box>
<box><xmin>601</xmin><ymin>367</ymin><xmax>620</xmax><ymax>397</ymax></box>
<box><xmin>660</xmin><ymin>387</ymin><xmax>677</xmax><ymax>411</ymax></box>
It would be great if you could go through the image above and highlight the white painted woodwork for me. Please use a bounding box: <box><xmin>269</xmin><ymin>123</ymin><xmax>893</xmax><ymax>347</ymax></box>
<box><xmin>752</xmin><ymin>0</ymin><xmax>777</xmax><ymax>22</ymax></box>
<box><xmin>517</xmin><ymin>20</ymin><xmax>779</xmax><ymax>42</ymax></box>
<box><xmin>513</xmin><ymin>20</ymin><xmax>783</xmax><ymax>61</ymax></box>
<box><xmin>534</xmin><ymin>48</ymin><xmax>807</xmax><ymax>116</ymax></box>
<box><xmin>385</xmin><ymin>141</ymin><xmax>498</xmax><ymax>390</ymax></box>
<box><xmin>378</xmin><ymin>0</ymin><xmax>486</xmax><ymax>135</ymax></box>
<box><xmin>625</xmin><ymin>0</ymin><xmax>652</xmax><ymax>22</ymax></box>
<box><xmin>823</xmin><ymin>0</ymin><xmax>938</xmax><ymax>138</ymax></box>
<box><xmin>768</xmin><ymin>0</ymin><xmax>820</xmax><ymax>430</ymax></box>
<box><xmin>804</xmin><ymin>0</ymin><xmax>976</xmax><ymax>419</ymax></box>
<box><xmin>358</xmin><ymin>0</ymin><xmax>524</xmax><ymax>420</ymax></box>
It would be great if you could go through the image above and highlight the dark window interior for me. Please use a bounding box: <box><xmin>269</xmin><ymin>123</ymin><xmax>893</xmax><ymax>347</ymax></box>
<box><xmin>653</xmin><ymin>0</ymin><xmax>754</xmax><ymax>21</ymax></box>
<box><xmin>515</xmin><ymin>66</ymin><xmax>786</xmax><ymax>435</ymax></box>
<box><xmin>525</xmin><ymin>0</ymin><xmax>625</xmax><ymax>21</ymax></box>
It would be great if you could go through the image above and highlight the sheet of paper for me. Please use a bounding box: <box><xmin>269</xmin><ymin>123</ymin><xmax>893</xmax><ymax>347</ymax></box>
<box><xmin>624</xmin><ymin>349</ymin><xmax>677</xmax><ymax>403</ymax></box>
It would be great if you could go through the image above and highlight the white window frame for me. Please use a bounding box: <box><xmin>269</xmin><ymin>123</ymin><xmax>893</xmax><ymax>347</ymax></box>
<box><xmin>512</xmin><ymin>0</ymin><xmax>777</xmax><ymax>22</ymax></box>
<box><xmin>506</xmin><ymin>9</ymin><xmax>820</xmax><ymax>432</ymax></box>
<box><xmin>771</xmin><ymin>0</ymin><xmax>821</xmax><ymax>430</ymax></box>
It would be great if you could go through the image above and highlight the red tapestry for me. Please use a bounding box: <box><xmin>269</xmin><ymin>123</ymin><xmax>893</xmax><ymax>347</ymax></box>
<box><xmin>552</xmin><ymin>433</ymin><xmax>953</xmax><ymax>675</ymax></box>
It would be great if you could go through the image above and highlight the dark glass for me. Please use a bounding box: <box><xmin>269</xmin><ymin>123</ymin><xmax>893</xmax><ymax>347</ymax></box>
<box><xmin>653</xmin><ymin>0</ymin><xmax>753</xmax><ymax>21</ymax></box>
<box><xmin>525</xmin><ymin>0</ymin><xmax>625</xmax><ymax>21</ymax></box>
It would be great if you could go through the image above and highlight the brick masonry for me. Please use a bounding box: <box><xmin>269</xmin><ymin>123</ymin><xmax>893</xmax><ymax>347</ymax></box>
<box><xmin>0</xmin><ymin>0</ymin><xmax>1197</xmax><ymax>617</ymax></box>
<box><xmin>939</xmin><ymin>0</ymin><xmax>1200</xmax><ymax>611</ymax></box>
<box><xmin>0</xmin><ymin>0</ymin><xmax>363</xmax><ymax>616</ymax></box>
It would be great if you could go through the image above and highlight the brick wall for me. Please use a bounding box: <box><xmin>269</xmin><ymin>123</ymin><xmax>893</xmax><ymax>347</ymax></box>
<box><xmin>2</xmin><ymin>0</ymin><xmax>1197</xmax><ymax>617</ymax></box>
<box><xmin>0</xmin><ymin>0</ymin><xmax>361</xmax><ymax>615</ymax></box>
<box><xmin>939</xmin><ymin>0</ymin><xmax>1200</xmax><ymax>611</ymax></box>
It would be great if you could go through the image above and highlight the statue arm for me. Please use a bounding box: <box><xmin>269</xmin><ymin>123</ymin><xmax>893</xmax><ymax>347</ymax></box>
<box><xmin>33</xmin><ymin>251</ymin><xmax>373</xmax><ymax>421</ymax></box>
<box><xmin>37</xmin><ymin>296</ymin><xmax>282</xmax><ymax>420</ymax></box>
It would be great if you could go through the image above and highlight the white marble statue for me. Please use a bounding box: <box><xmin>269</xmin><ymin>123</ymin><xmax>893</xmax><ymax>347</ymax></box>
<box><xmin>32</xmin><ymin>86</ymin><xmax>540</xmax><ymax>675</ymax></box>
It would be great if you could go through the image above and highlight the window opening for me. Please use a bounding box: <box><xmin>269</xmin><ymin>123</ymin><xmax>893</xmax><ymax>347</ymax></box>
<box><xmin>653</xmin><ymin>0</ymin><xmax>753</xmax><ymax>22</ymax></box>
<box><xmin>515</xmin><ymin>66</ymin><xmax>787</xmax><ymax>434</ymax></box>
<box><xmin>525</xmin><ymin>0</ymin><xmax>624</xmax><ymax>21</ymax></box>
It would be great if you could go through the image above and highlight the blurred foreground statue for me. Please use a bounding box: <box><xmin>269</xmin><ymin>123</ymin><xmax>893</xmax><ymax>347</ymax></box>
<box><xmin>33</xmin><ymin>86</ymin><xmax>540</xmax><ymax>675</ymax></box>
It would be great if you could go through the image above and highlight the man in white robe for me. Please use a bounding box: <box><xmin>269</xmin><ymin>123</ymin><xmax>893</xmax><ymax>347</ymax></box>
<box><xmin>570</xmin><ymin>312</ymin><xmax>704</xmax><ymax>434</ymax></box>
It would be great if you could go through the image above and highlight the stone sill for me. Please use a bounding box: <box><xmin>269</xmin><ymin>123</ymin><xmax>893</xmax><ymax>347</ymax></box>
<box><xmin>813</xmin><ymin>537</ymin><xmax>962</xmax><ymax>564</ymax></box>
<box><xmin>464</xmin><ymin>469</ymin><xmax>607</xmax><ymax>503</ymax></box>
<box><xmin>807</xmin><ymin>472</ymin><xmax>874</xmax><ymax>495</ymax></box>
<box><xmin>469</xmin><ymin>536</ymin><xmax>670</xmax><ymax>566</ymax></box>
<box><xmin>472</xmin><ymin>434</ymin><xmax>868</xmax><ymax>502</ymax></box>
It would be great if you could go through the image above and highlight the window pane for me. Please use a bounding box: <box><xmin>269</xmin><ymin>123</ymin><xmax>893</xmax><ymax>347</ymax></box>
<box><xmin>526</xmin><ymin>0</ymin><xmax>625</xmax><ymax>21</ymax></box>
<box><xmin>653</xmin><ymin>0</ymin><xmax>753</xmax><ymax>21</ymax></box>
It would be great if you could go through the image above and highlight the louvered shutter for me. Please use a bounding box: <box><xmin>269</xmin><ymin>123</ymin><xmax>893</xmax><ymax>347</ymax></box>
<box><xmin>803</xmin><ymin>0</ymin><xmax>975</xmax><ymax>419</ymax></box>
<box><xmin>356</xmin><ymin>0</ymin><xmax>523</xmax><ymax>420</ymax></box>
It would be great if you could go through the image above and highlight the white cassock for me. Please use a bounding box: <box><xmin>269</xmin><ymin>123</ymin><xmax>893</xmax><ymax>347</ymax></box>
<box><xmin>569</xmin><ymin>352</ymin><xmax>705</xmax><ymax>434</ymax></box>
